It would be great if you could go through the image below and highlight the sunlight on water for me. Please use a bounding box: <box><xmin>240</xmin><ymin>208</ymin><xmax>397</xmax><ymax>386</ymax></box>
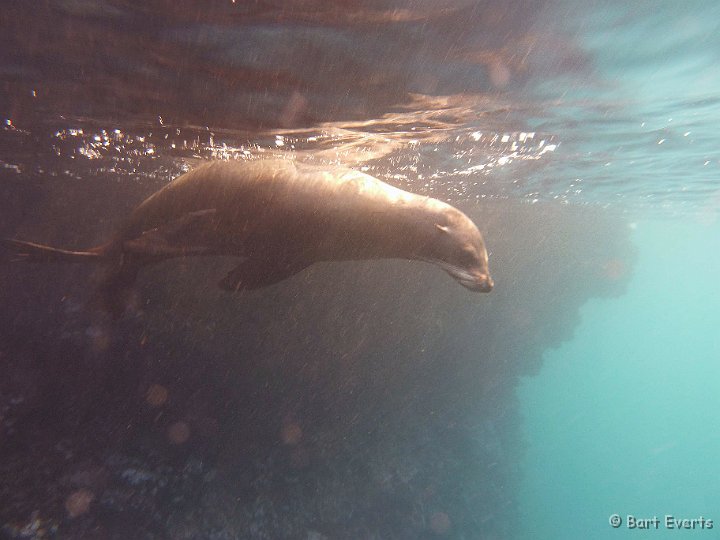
<box><xmin>1</xmin><ymin>95</ymin><xmax>565</xmax><ymax>206</ymax></box>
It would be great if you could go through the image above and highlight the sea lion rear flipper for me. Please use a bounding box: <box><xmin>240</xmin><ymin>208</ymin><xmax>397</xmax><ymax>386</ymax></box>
<box><xmin>123</xmin><ymin>209</ymin><xmax>218</xmax><ymax>257</ymax></box>
<box><xmin>219</xmin><ymin>256</ymin><xmax>310</xmax><ymax>292</ymax></box>
<box><xmin>1</xmin><ymin>238</ymin><xmax>104</xmax><ymax>262</ymax></box>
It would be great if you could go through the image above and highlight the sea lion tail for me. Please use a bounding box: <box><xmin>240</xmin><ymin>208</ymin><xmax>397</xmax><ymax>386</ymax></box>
<box><xmin>1</xmin><ymin>238</ymin><xmax>113</xmax><ymax>263</ymax></box>
<box><xmin>2</xmin><ymin>238</ymin><xmax>139</xmax><ymax>317</ymax></box>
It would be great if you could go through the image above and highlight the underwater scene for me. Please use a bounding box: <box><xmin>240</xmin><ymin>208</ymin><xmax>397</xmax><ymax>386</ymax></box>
<box><xmin>0</xmin><ymin>1</ymin><xmax>718</xmax><ymax>538</ymax></box>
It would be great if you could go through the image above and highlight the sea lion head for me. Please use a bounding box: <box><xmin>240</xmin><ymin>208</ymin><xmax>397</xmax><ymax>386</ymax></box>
<box><xmin>428</xmin><ymin>207</ymin><xmax>493</xmax><ymax>293</ymax></box>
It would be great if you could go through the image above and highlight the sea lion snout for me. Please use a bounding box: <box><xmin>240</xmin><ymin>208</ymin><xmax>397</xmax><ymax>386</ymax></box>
<box><xmin>458</xmin><ymin>272</ymin><xmax>494</xmax><ymax>293</ymax></box>
<box><xmin>475</xmin><ymin>274</ymin><xmax>494</xmax><ymax>292</ymax></box>
<box><xmin>438</xmin><ymin>262</ymin><xmax>493</xmax><ymax>293</ymax></box>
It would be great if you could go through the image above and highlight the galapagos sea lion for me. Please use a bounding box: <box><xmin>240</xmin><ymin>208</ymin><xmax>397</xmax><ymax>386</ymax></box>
<box><xmin>3</xmin><ymin>159</ymin><xmax>493</xmax><ymax>313</ymax></box>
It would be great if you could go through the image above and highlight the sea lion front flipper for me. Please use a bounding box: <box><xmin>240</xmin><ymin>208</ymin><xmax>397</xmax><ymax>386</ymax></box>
<box><xmin>218</xmin><ymin>256</ymin><xmax>310</xmax><ymax>292</ymax></box>
<box><xmin>123</xmin><ymin>209</ymin><xmax>218</xmax><ymax>257</ymax></box>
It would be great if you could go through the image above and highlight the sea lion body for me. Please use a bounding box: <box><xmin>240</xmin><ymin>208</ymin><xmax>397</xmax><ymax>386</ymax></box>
<box><xmin>4</xmin><ymin>159</ymin><xmax>493</xmax><ymax>312</ymax></box>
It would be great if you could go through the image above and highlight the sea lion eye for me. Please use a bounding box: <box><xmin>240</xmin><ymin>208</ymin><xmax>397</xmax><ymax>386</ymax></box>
<box><xmin>459</xmin><ymin>245</ymin><xmax>477</xmax><ymax>263</ymax></box>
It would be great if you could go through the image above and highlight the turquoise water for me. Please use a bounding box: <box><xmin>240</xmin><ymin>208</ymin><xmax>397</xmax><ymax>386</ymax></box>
<box><xmin>518</xmin><ymin>219</ymin><xmax>720</xmax><ymax>538</ymax></box>
<box><xmin>517</xmin><ymin>2</ymin><xmax>720</xmax><ymax>536</ymax></box>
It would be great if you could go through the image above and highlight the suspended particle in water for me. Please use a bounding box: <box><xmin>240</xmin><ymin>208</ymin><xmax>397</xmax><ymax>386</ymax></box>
<box><xmin>280</xmin><ymin>91</ymin><xmax>308</xmax><ymax>127</ymax></box>
<box><xmin>86</xmin><ymin>324</ymin><xmax>110</xmax><ymax>353</ymax></box>
<box><xmin>167</xmin><ymin>421</ymin><xmax>191</xmax><ymax>444</ymax></box>
<box><xmin>65</xmin><ymin>489</ymin><xmax>94</xmax><ymax>518</ymax></box>
<box><xmin>146</xmin><ymin>384</ymin><xmax>168</xmax><ymax>407</ymax></box>
<box><xmin>602</xmin><ymin>258</ymin><xmax>626</xmax><ymax>280</ymax></box>
<box><xmin>281</xmin><ymin>422</ymin><xmax>303</xmax><ymax>445</ymax></box>
<box><xmin>488</xmin><ymin>60</ymin><xmax>511</xmax><ymax>89</ymax></box>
